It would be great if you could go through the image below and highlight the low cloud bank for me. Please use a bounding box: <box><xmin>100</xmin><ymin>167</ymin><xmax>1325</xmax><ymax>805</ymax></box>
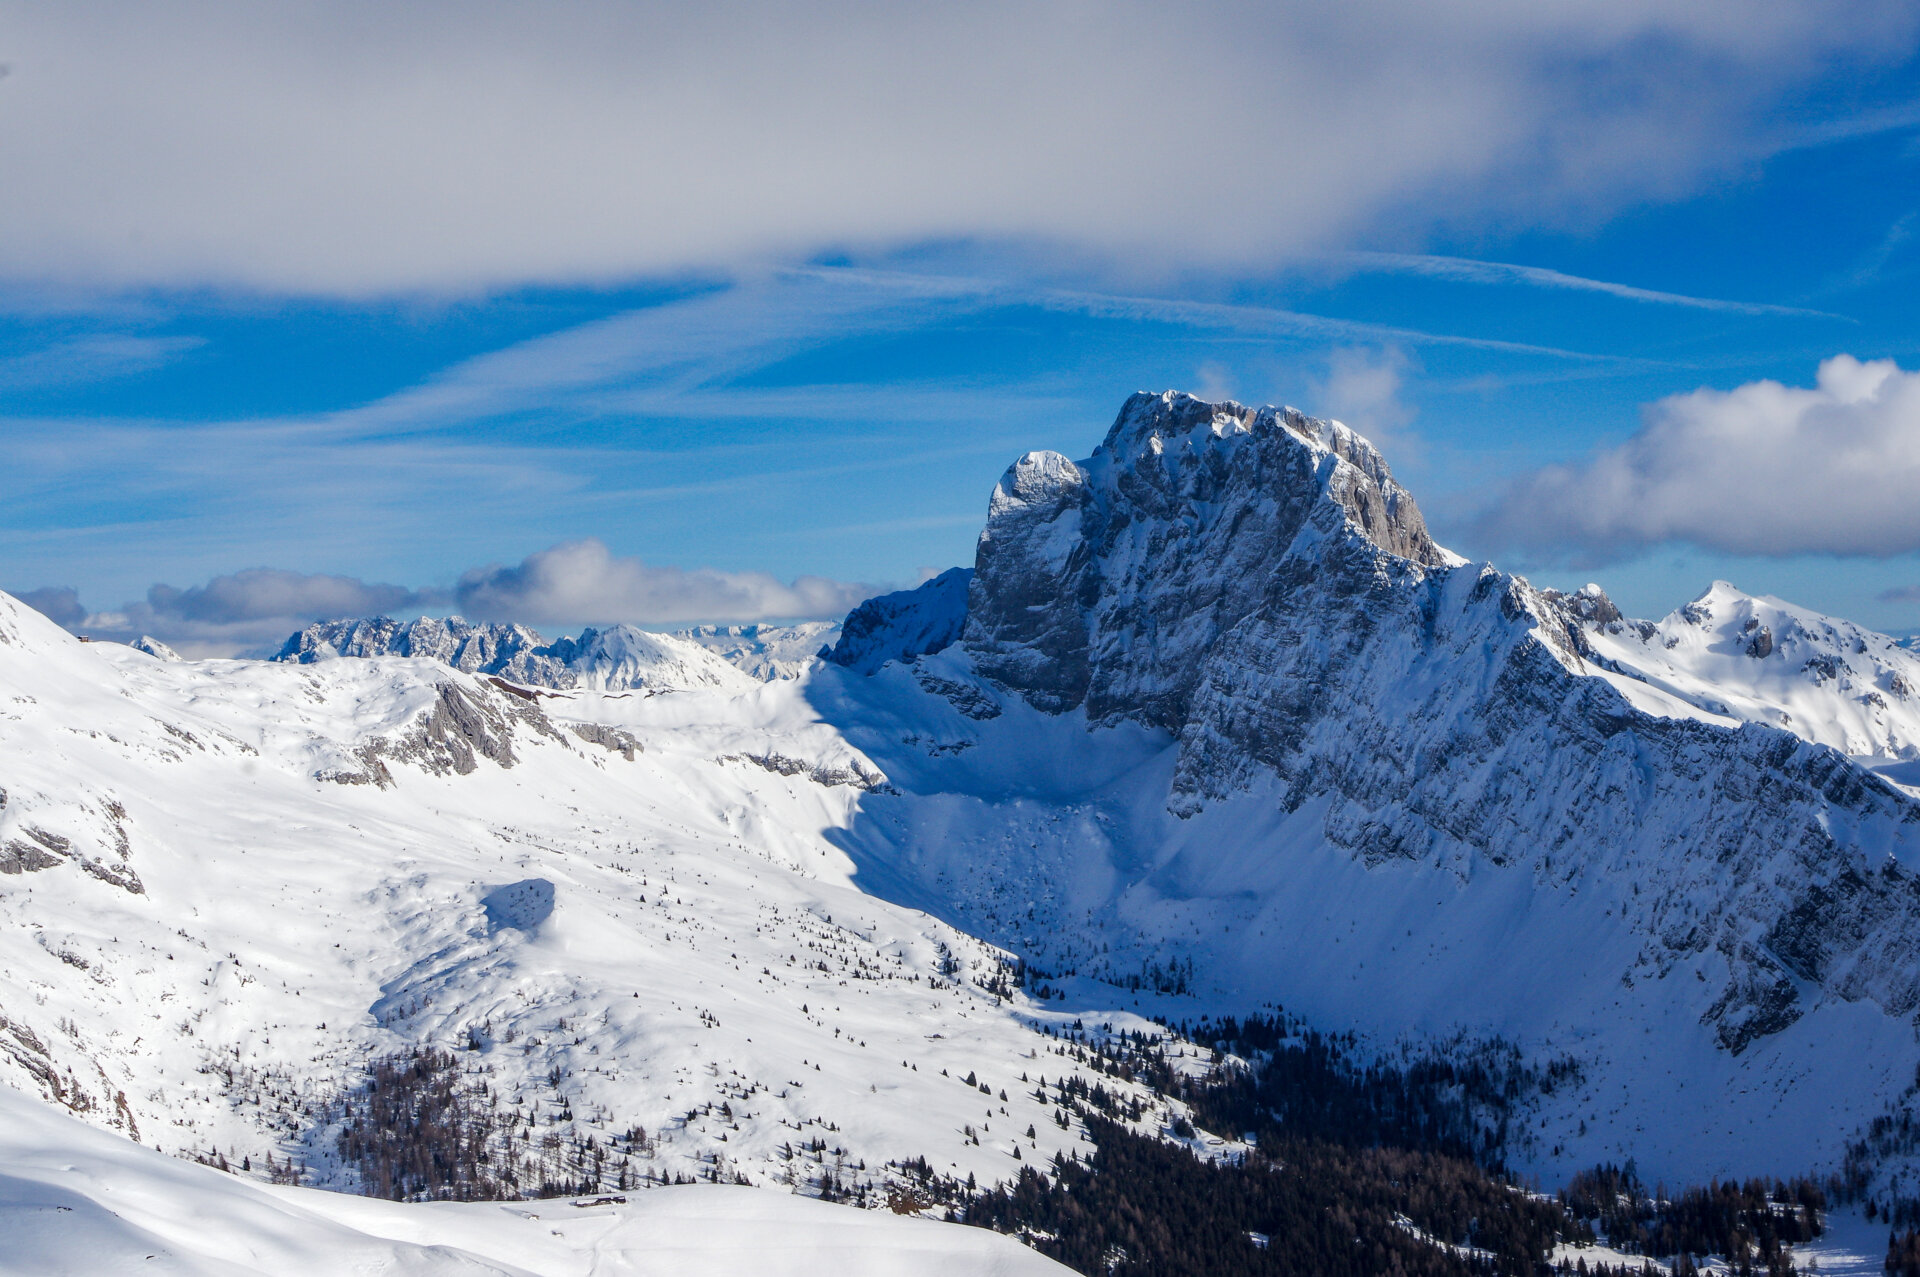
<box><xmin>11</xmin><ymin>544</ymin><xmax>874</xmax><ymax>657</ymax></box>
<box><xmin>454</xmin><ymin>540</ymin><xmax>871</xmax><ymax>629</ymax></box>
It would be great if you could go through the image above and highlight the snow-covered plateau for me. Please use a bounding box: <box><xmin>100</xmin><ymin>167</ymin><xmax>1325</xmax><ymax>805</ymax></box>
<box><xmin>8</xmin><ymin>390</ymin><xmax>1920</xmax><ymax>1271</ymax></box>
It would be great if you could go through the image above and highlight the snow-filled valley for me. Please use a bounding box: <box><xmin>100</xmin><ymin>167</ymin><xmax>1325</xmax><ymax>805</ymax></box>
<box><xmin>9</xmin><ymin>390</ymin><xmax>1920</xmax><ymax>1273</ymax></box>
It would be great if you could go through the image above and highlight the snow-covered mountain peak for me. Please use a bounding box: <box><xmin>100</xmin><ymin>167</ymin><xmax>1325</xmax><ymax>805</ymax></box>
<box><xmin>128</xmin><ymin>634</ymin><xmax>182</xmax><ymax>661</ymax></box>
<box><xmin>1090</xmin><ymin>389</ymin><xmax>1447</xmax><ymax>567</ymax></box>
<box><xmin>966</xmin><ymin>390</ymin><xmax>1453</xmax><ymax>725</ymax></box>
<box><xmin>673</xmin><ymin>621</ymin><xmax>840</xmax><ymax>680</ymax></box>
<box><xmin>562</xmin><ymin>623</ymin><xmax>757</xmax><ymax>694</ymax></box>
<box><xmin>1579</xmin><ymin>579</ymin><xmax>1920</xmax><ymax>759</ymax></box>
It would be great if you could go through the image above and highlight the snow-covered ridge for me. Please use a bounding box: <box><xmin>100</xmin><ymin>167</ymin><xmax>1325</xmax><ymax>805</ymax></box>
<box><xmin>676</xmin><ymin>620</ymin><xmax>841</xmax><ymax>680</ymax></box>
<box><xmin>275</xmin><ymin>614</ymin><xmax>760</xmax><ymax>693</ymax></box>
<box><xmin>1578</xmin><ymin>579</ymin><xmax>1920</xmax><ymax>762</ymax></box>
<box><xmin>824</xmin><ymin>567</ymin><xmax>970</xmax><ymax>676</ymax></box>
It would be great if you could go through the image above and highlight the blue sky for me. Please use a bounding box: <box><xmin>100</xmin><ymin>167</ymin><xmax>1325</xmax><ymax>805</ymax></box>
<box><xmin>6</xmin><ymin>3</ymin><xmax>1920</xmax><ymax>653</ymax></box>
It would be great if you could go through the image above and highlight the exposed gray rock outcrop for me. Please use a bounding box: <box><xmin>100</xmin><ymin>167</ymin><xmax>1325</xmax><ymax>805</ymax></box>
<box><xmin>966</xmin><ymin>391</ymin><xmax>1444</xmax><ymax>727</ymax></box>
<box><xmin>329</xmin><ymin>679</ymin><xmax>568</xmax><ymax>787</ymax></box>
<box><xmin>568</xmin><ymin>722</ymin><xmax>642</xmax><ymax>760</ymax></box>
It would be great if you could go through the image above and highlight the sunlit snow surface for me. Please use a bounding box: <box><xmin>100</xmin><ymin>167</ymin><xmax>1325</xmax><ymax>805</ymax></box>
<box><xmin>1585</xmin><ymin>580</ymin><xmax>1920</xmax><ymax>763</ymax></box>
<box><xmin>0</xmin><ymin>1085</ymin><xmax>1065</xmax><ymax>1276</ymax></box>
<box><xmin>0</xmin><ymin>591</ymin><xmax>1184</xmax><ymax>1235</ymax></box>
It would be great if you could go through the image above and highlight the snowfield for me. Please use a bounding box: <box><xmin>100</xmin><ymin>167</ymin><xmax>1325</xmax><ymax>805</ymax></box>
<box><xmin>0</xmin><ymin>1084</ymin><xmax>1066</xmax><ymax>1276</ymax></box>
<box><xmin>0</xmin><ymin>589</ymin><xmax>1183</xmax><ymax>1266</ymax></box>
<box><xmin>1582</xmin><ymin>579</ymin><xmax>1920</xmax><ymax>763</ymax></box>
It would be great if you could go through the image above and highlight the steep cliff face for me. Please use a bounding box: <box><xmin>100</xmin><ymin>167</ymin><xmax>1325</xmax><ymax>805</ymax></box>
<box><xmin>956</xmin><ymin>390</ymin><xmax>1920</xmax><ymax>1060</ymax></box>
<box><xmin>966</xmin><ymin>391</ymin><xmax>1448</xmax><ymax>728</ymax></box>
<box><xmin>826</xmin><ymin>567</ymin><xmax>970</xmax><ymax>676</ymax></box>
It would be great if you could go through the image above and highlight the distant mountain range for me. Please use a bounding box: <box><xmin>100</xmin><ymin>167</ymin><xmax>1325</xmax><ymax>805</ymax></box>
<box><xmin>271</xmin><ymin>614</ymin><xmax>839</xmax><ymax>692</ymax></box>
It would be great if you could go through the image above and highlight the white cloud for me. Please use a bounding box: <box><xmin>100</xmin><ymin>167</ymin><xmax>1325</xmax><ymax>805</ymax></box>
<box><xmin>141</xmin><ymin>568</ymin><xmax>438</xmax><ymax>625</ymax></box>
<box><xmin>454</xmin><ymin>540</ymin><xmax>871</xmax><ymax>628</ymax></box>
<box><xmin>1312</xmin><ymin>346</ymin><xmax>1418</xmax><ymax>458</ymax></box>
<box><xmin>1333</xmin><ymin>253</ymin><xmax>1840</xmax><ymax>318</ymax></box>
<box><xmin>0</xmin><ymin>335</ymin><xmax>203</xmax><ymax>389</ymax></box>
<box><xmin>1474</xmin><ymin>356</ymin><xmax>1920</xmax><ymax>562</ymax></box>
<box><xmin>0</xmin><ymin>3</ymin><xmax>1911</xmax><ymax>295</ymax></box>
<box><xmin>54</xmin><ymin>568</ymin><xmax>444</xmax><ymax>656</ymax></box>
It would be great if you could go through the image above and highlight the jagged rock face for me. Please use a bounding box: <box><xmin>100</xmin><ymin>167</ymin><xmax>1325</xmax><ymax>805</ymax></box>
<box><xmin>966</xmin><ymin>391</ymin><xmax>1445</xmax><ymax>728</ymax></box>
<box><xmin>826</xmin><ymin>568</ymin><xmax>970</xmax><ymax>676</ymax></box>
<box><xmin>1172</xmin><ymin>559</ymin><xmax>1920</xmax><ymax>1051</ymax></box>
<box><xmin>961</xmin><ymin>389</ymin><xmax>1920</xmax><ymax>1055</ymax></box>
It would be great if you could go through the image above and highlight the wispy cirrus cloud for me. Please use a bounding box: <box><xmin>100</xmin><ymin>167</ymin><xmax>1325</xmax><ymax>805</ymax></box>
<box><xmin>1333</xmin><ymin>252</ymin><xmax>1846</xmax><ymax>319</ymax></box>
<box><xmin>11</xmin><ymin>542</ymin><xmax>874</xmax><ymax>657</ymax></box>
<box><xmin>0</xmin><ymin>334</ymin><xmax>204</xmax><ymax>390</ymax></box>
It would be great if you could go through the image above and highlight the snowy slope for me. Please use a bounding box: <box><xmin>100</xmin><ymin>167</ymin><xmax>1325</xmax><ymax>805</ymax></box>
<box><xmin>0</xmin><ymin>1084</ymin><xmax>1066</xmax><ymax>1277</ymax></box>
<box><xmin>1579</xmin><ymin>580</ymin><xmax>1920</xmax><ymax>761</ymax></box>
<box><xmin>0</xmin><ymin>587</ymin><xmax>1183</xmax><ymax>1219</ymax></box>
<box><xmin>674</xmin><ymin>622</ymin><xmax>840</xmax><ymax>681</ymax></box>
